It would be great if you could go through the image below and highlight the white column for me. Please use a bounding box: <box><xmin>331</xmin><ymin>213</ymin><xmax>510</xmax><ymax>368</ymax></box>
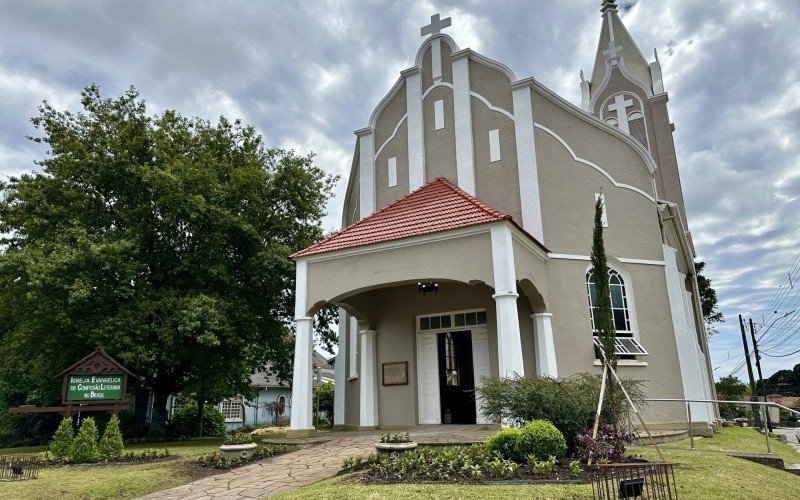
<box><xmin>290</xmin><ymin>259</ymin><xmax>314</xmax><ymax>432</ymax></box>
<box><xmin>532</xmin><ymin>313</ymin><xmax>558</xmax><ymax>377</ymax></box>
<box><xmin>490</xmin><ymin>224</ymin><xmax>524</xmax><ymax>378</ymax></box>
<box><xmin>355</xmin><ymin>128</ymin><xmax>375</xmax><ymax>218</ymax></box>
<box><xmin>359</xmin><ymin>329</ymin><xmax>379</xmax><ymax>427</ymax></box>
<box><xmin>511</xmin><ymin>80</ymin><xmax>544</xmax><ymax>242</ymax></box>
<box><xmin>404</xmin><ymin>68</ymin><xmax>425</xmax><ymax>191</ymax></box>
<box><xmin>452</xmin><ymin>51</ymin><xmax>475</xmax><ymax>195</ymax></box>
<box><xmin>663</xmin><ymin>244</ymin><xmax>711</xmax><ymax>424</ymax></box>
<box><xmin>333</xmin><ymin>308</ymin><xmax>347</xmax><ymax>426</ymax></box>
<box><xmin>430</xmin><ymin>37</ymin><xmax>442</xmax><ymax>81</ymax></box>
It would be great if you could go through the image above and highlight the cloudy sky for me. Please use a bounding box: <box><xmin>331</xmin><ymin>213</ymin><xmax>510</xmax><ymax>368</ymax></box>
<box><xmin>1</xmin><ymin>0</ymin><xmax>799</xmax><ymax>379</ymax></box>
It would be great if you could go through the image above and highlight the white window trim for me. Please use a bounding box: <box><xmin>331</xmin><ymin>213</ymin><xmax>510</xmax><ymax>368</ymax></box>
<box><xmin>434</xmin><ymin>99</ymin><xmax>445</xmax><ymax>130</ymax></box>
<box><xmin>585</xmin><ymin>263</ymin><xmax>645</xmax><ymax>359</ymax></box>
<box><xmin>488</xmin><ymin>129</ymin><xmax>501</xmax><ymax>162</ymax></box>
<box><xmin>219</xmin><ymin>397</ymin><xmax>243</xmax><ymax>423</ymax></box>
<box><xmin>387</xmin><ymin>156</ymin><xmax>397</xmax><ymax>187</ymax></box>
<box><xmin>416</xmin><ymin>308</ymin><xmax>488</xmax><ymax>334</ymax></box>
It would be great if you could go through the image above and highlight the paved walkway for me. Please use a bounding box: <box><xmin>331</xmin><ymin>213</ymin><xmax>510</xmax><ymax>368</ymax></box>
<box><xmin>140</xmin><ymin>426</ymin><xmax>495</xmax><ymax>500</ymax></box>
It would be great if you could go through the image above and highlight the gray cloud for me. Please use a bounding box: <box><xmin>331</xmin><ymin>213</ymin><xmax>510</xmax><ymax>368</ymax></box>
<box><xmin>1</xmin><ymin>0</ymin><xmax>798</xmax><ymax>377</ymax></box>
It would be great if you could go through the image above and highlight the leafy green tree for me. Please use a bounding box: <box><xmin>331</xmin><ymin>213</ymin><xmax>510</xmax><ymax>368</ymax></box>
<box><xmin>716</xmin><ymin>375</ymin><xmax>749</xmax><ymax>419</ymax></box>
<box><xmin>695</xmin><ymin>261</ymin><xmax>724</xmax><ymax>337</ymax></box>
<box><xmin>49</xmin><ymin>416</ymin><xmax>75</xmax><ymax>459</ymax></box>
<box><xmin>314</xmin><ymin>381</ymin><xmax>335</xmax><ymax>425</ymax></box>
<box><xmin>0</xmin><ymin>86</ymin><xmax>338</xmax><ymax>433</ymax></box>
<box><xmin>99</xmin><ymin>414</ymin><xmax>124</xmax><ymax>459</ymax></box>
<box><xmin>590</xmin><ymin>195</ymin><xmax>618</xmax><ymax>426</ymax></box>
<box><xmin>72</xmin><ymin>417</ymin><xmax>100</xmax><ymax>463</ymax></box>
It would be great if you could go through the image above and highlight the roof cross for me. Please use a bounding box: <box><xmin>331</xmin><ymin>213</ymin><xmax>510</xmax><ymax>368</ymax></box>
<box><xmin>603</xmin><ymin>40</ymin><xmax>623</xmax><ymax>60</ymax></box>
<box><xmin>421</xmin><ymin>13</ymin><xmax>451</xmax><ymax>37</ymax></box>
<box><xmin>608</xmin><ymin>94</ymin><xmax>634</xmax><ymax>134</ymax></box>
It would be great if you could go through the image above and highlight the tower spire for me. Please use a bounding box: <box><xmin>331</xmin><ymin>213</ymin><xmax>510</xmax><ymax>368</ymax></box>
<box><xmin>601</xmin><ymin>1</ymin><xmax>618</xmax><ymax>14</ymax></box>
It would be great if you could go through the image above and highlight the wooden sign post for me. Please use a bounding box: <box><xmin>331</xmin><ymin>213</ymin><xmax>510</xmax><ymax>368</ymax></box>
<box><xmin>9</xmin><ymin>349</ymin><xmax>138</xmax><ymax>417</ymax></box>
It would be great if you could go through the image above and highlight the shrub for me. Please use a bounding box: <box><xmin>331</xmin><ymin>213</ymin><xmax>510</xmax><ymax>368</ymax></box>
<box><xmin>118</xmin><ymin>410</ymin><xmax>146</xmax><ymax>438</ymax></box>
<box><xmin>167</xmin><ymin>404</ymin><xmax>226</xmax><ymax>438</ymax></box>
<box><xmin>484</xmin><ymin>428</ymin><xmax>523</xmax><ymax>462</ymax></box>
<box><xmin>528</xmin><ymin>455</ymin><xmax>556</xmax><ymax>479</ymax></box>
<box><xmin>366</xmin><ymin>445</ymin><xmax>519</xmax><ymax>482</ymax></box>
<box><xmin>72</xmin><ymin>417</ymin><xmax>100</xmax><ymax>463</ymax></box>
<box><xmin>477</xmin><ymin>374</ymin><xmax>644</xmax><ymax>449</ymax></box>
<box><xmin>516</xmin><ymin>420</ymin><xmax>567</xmax><ymax>461</ymax></box>
<box><xmin>49</xmin><ymin>417</ymin><xmax>75</xmax><ymax>459</ymax></box>
<box><xmin>99</xmin><ymin>414</ymin><xmax>125</xmax><ymax>459</ymax></box>
<box><xmin>198</xmin><ymin>443</ymin><xmax>286</xmax><ymax>469</ymax></box>
<box><xmin>574</xmin><ymin>425</ymin><xmax>635</xmax><ymax>463</ymax></box>
<box><xmin>569</xmin><ymin>459</ymin><xmax>583</xmax><ymax>478</ymax></box>
<box><xmin>274</xmin><ymin>415</ymin><xmax>290</xmax><ymax>427</ymax></box>
<box><xmin>224</xmin><ymin>433</ymin><xmax>255</xmax><ymax>445</ymax></box>
<box><xmin>379</xmin><ymin>432</ymin><xmax>411</xmax><ymax>443</ymax></box>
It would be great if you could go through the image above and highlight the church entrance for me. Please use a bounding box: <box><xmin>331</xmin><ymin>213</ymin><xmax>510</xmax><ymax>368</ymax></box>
<box><xmin>437</xmin><ymin>331</ymin><xmax>476</xmax><ymax>424</ymax></box>
<box><xmin>416</xmin><ymin>310</ymin><xmax>491</xmax><ymax>425</ymax></box>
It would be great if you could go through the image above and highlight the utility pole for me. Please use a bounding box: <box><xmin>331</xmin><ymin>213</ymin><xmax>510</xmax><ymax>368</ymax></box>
<box><xmin>739</xmin><ymin>314</ymin><xmax>761</xmax><ymax>427</ymax></box>
<box><xmin>749</xmin><ymin>318</ymin><xmax>773</xmax><ymax>432</ymax></box>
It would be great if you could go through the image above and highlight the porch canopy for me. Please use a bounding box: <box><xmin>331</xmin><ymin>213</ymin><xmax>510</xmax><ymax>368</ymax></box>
<box><xmin>287</xmin><ymin>178</ymin><xmax>556</xmax><ymax>434</ymax></box>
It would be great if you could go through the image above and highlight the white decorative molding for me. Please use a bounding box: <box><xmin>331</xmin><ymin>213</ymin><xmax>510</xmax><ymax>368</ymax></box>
<box><xmin>434</xmin><ymin>99</ymin><xmax>444</xmax><ymax>130</ymax></box>
<box><xmin>368</xmin><ymin>76</ymin><xmax>406</xmax><ymax>129</ymax></box>
<box><xmin>595</xmin><ymin>192</ymin><xmax>608</xmax><ymax>227</ymax></box>
<box><xmin>512</xmin><ymin>82</ymin><xmax>544</xmax><ymax>242</ymax></box>
<box><xmin>618</xmin><ymin>257</ymin><xmax>666</xmax><ymax>266</ymax></box>
<box><xmin>606</xmin><ymin>94</ymin><xmax>634</xmax><ymax>134</ymax></box>
<box><xmin>470</xmin><ymin>91</ymin><xmax>515</xmax><ymax>121</ymax></box>
<box><xmin>388</xmin><ymin>157</ymin><xmax>398</xmax><ymax>187</ymax></box>
<box><xmin>333</xmin><ymin>308</ymin><xmax>347</xmax><ymax>425</ymax></box>
<box><xmin>405</xmin><ymin>69</ymin><xmax>425</xmax><ymax>191</ymax></box>
<box><xmin>414</xmin><ymin>34</ymin><xmax>459</xmax><ymax>72</ymax></box>
<box><xmin>452</xmin><ymin>48</ymin><xmax>517</xmax><ymax>82</ymax></box>
<box><xmin>593</xmin><ymin>359</ymin><xmax>648</xmax><ymax>367</ymax></box>
<box><xmin>359</xmin><ymin>329</ymin><xmax>379</xmax><ymax>427</ymax></box>
<box><xmin>374</xmin><ymin>114</ymin><xmax>407</xmax><ymax>159</ymax></box>
<box><xmin>431</xmin><ymin>37</ymin><xmax>442</xmax><ymax>81</ymax></box>
<box><xmin>532</xmin><ymin>313</ymin><xmax>558</xmax><ymax>377</ymax></box>
<box><xmin>663</xmin><ymin>244</ymin><xmax>713</xmax><ymax>423</ymax></box>
<box><xmin>488</xmin><ymin>129</ymin><xmax>500</xmax><ymax>162</ymax></box>
<box><xmin>534</xmin><ymin>123</ymin><xmax>656</xmax><ymax>203</ymax></box>
<box><xmin>533</xmin><ymin>80</ymin><xmax>657</xmax><ymax>175</ymax></box>
<box><xmin>549</xmin><ymin>253</ymin><xmax>665</xmax><ymax>266</ymax></box>
<box><xmin>453</xmin><ymin>56</ymin><xmax>476</xmax><ymax>195</ymax></box>
<box><xmin>422</xmin><ymin>81</ymin><xmax>453</xmax><ymax>99</ymax></box>
<box><xmin>294</xmin><ymin>259</ymin><xmax>308</xmax><ymax>317</ymax></box>
<box><xmin>356</xmin><ymin>129</ymin><xmax>376</xmax><ymax>218</ymax></box>
<box><xmin>303</xmin><ymin>224</ymin><xmax>493</xmax><ymax>263</ymax></box>
<box><xmin>490</xmin><ymin>224</ymin><xmax>524</xmax><ymax>378</ymax></box>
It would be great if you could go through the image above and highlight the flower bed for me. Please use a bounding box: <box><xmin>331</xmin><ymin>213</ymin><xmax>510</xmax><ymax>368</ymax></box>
<box><xmin>6</xmin><ymin>449</ymin><xmax>174</xmax><ymax>468</ymax></box>
<box><xmin>198</xmin><ymin>443</ymin><xmax>287</xmax><ymax>469</ymax></box>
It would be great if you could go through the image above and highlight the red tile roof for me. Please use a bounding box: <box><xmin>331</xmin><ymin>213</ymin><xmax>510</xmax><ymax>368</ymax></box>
<box><xmin>291</xmin><ymin>177</ymin><xmax>546</xmax><ymax>258</ymax></box>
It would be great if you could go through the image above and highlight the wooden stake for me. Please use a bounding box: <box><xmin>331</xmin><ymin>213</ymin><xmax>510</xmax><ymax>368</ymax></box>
<box><xmin>587</xmin><ymin>363</ymin><xmax>608</xmax><ymax>466</ymax></box>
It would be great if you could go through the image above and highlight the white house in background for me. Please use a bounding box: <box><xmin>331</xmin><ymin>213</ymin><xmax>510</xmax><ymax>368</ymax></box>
<box><xmin>286</xmin><ymin>2</ymin><xmax>718</xmax><ymax>437</ymax></box>
<box><xmin>168</xmin><ymin>352</ymin><xmax>334</xmax><ymax>431</ymax></box>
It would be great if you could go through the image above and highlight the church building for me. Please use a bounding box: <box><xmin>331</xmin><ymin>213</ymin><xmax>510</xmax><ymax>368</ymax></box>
<box><xmin>288</xmin><ymin>1</ymin><xmax>718</xmax><ymax>436</ymax></box>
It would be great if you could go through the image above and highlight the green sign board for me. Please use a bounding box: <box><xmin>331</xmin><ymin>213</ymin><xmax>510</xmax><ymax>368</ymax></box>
<box><xmin>66</xmin><ymin>374</ymin><xmax>124</xmax><ymax>401</ymax></box>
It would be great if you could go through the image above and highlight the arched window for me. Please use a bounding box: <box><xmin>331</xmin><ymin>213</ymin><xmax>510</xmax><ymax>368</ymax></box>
<box><xmin>586</xmin><ymin>268</ymin><xmax>632</xmax><ymax>334</ymax></box>
<box><xmin>626</xmin><ymin>111</ymin><xmax>648</xmax><ymax>148</ymax></box>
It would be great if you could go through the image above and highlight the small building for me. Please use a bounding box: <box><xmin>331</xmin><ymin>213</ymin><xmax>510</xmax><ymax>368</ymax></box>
<box><xmin>168</xmin><ymin>352</ymin><xmax>334</xmax><ymax>431</ymax></box>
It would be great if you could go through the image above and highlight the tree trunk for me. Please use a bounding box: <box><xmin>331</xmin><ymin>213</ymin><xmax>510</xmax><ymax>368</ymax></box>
<box><xmin>150</xmin><ymin>390</ymin><xmax>170</xmax><ymax>436</ymax></box>
<box><xmin>196</xmin><ymin>389</ymin><xmax>206</xmax><ymax>438</ymax></box>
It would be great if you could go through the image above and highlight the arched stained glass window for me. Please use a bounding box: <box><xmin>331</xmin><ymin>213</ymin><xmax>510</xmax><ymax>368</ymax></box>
<box><xmin>586</xmin><ymin>268</ymin><xmax>632</xmax><ymax>334</ymax></box>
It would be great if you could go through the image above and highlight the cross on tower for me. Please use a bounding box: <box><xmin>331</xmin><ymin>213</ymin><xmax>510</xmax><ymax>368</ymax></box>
<box><xmin>603</xmin><ymin>40</ymin><xmax>623</xmax><ymax>61</ymax></box>
<box><xmin>421</xmin><ymin>13</ymin><xmax>451</xmax><ymax>37</ymax></box>
<box><xmin>607</xmin><ymin>94</ymin><xmax>634</xmax><ymax>134</ymax></box>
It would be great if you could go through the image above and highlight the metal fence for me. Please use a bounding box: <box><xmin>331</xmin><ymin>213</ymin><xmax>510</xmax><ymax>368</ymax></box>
<box><xmin>0</xmin><ymin>456</ymin><xmax>40</xmax><ymax>481</ymax></box>
<box><xmin>591</xmin><ymin>463</ymin><xmax>678</xmax><ymax>499</ymax></box>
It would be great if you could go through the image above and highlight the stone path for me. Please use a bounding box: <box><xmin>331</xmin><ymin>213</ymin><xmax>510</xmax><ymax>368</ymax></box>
<box><xmin>139</xmin><ymin>426</ymin><xmax>495</xmax><ymax>500</ymax></box>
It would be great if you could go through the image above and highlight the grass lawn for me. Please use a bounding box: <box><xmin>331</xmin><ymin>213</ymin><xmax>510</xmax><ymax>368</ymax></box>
<box><xmin>275</xmin><ymin>428</ymin><xmax>800</xmax><ymax>500</ymax></box>
<box><xmin>0</xmin><ymin>437</ymin><xmax>224</xmax><ymax>499</ymax></box>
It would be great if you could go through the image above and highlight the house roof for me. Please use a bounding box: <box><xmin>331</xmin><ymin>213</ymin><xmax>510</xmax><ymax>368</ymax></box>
<box><xmin>249</xmin><ymin>351</ymin><xmax>334</xmax><ymax>388</ymax></box>
<box><xmin>291</xmin><ymin>177</ymin><xmax>546</xmax><ymax>258</ymax></box>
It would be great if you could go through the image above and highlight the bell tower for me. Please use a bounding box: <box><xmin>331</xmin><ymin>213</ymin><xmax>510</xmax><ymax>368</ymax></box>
<box><xmin>581</xmin><ymin>0</ymin><xmax>693</xmax><ymax>248</ymax></box>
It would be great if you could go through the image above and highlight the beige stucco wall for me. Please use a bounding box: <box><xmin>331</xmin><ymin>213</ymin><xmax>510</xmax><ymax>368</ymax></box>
<box><xmin>423</xmin><ymin>85</ymin><xmax>457</xmax><ymax>183</ymax></box>
<box><xmin>544</xmin><ymin>257</ymin><xmax>687</xmax><ymax>423</ymax></box>
<box><xmin>304</xmin><ymin>230</ymin><xmax>495</xmax><ymax>313</ymax></box>
<box><xmin>375</xmin><ymin>120</ymin><xmax>410</xmax><ymax>210</ymax></box>
<box><xmin>340</xmin><ymin>281</ymin><xmax>538</xmax><ymax>427</ymax></box>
